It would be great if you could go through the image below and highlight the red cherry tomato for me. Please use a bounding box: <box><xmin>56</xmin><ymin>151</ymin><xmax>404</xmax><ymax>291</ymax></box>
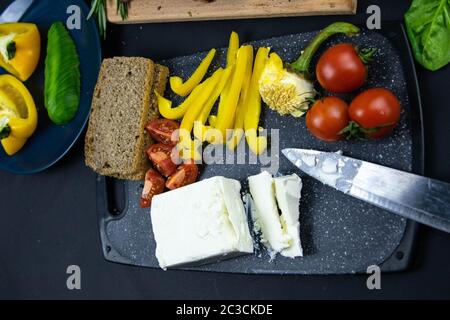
<box><xmin>140</xmin><ymin>169</ymin><xmax>165</xmax><ymax>208</ymax></box>
<box><xmin>147</xmin><ymin>143</ymin><xmax>178</xmax><ymax>177</ymax></box>
<box><xmin>348</xmin><ymin>88</ymin><xmax>401</xmax><ymax>139</ymax></box>
<box><xmin>306</xmin><ymin>97</ymin><xmax>349</xmax><ymax>142</ymax></box>
<box><xmin>316</xmin><ymin>43</ymin><xmax>368</xmax><ymax>93</ymax></box>
<box><xmin>166</xmin><ymin>161</ymin><xmax>199</xmax><ymax>190</ymax></box>
<box><xmin>145</xmin><ymin>119</ymin><xmax>179</xmax><ymax>146</ymax></box>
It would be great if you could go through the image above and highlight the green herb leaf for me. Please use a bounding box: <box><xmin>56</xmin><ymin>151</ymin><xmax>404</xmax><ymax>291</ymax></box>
<box><xmin>404</xmin><ymin>0</ymin><xmax>450</xmax><ymax>71</ymax></box>
<box><xmin>88</xmin><ymin>0</ymin><xmax>130</xmax><ymax>39</ymax></box>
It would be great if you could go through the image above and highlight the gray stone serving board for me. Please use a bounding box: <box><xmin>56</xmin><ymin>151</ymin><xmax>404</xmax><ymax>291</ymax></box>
<box><xmin>97</xmin><ymin>23</ymin><xmax>422</xmax><ymax>274</ymax></box>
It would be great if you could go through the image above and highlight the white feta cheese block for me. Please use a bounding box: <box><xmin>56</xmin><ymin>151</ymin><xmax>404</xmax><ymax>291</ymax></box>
<box><xmin>150</xmin><ymin>176</ymin><xmax>254</xmax><ymax>269</ymax></box>
<box><xmin>248</xmin><ymin>171</ymin><xmax>291</xmax><ymax>252</ymax></box>
<box><xmin>248</xmin><ymin>172</ymin><xmax>303</xmax><ymax>258</ymax></box>
<box><xmin>274</xmin><ymin>174</ymin><xmax>303</xmax><ymax>258</ymax></box>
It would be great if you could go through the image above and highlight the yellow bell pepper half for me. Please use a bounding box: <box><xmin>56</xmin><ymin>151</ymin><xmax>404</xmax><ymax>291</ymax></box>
<box><xmin>227</xmin><ymin>45</ymin><xmax>254</xmax><ymax>151</ymax></box>
<box><xmin>245</xmin><ymin>47</ymin><xmax>270</xmax><ymax>155</ymax></box>
<box><xmin>0</xmin><ymin>23</ymin><xmax>41</xmax><ymax>82</ymax></box>
<box><xmin>214</xmin><ymin>45</ymin><xmax>251</xmax><ymax>144</ymax></box>
<box><xmin>170</xmin><ymin>48</ymin><xmax>216</xmax><ymax>97</ymax></box>
<box><xmin>0</xmin><ymin>74</ymin><xmax>38</xmax><ymax>156</ymax></box>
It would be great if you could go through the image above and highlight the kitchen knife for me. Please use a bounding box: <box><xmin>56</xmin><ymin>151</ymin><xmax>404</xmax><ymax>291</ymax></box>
<box><xmin>282</xmin><ymin>148</ymin><xmax>450</xmax><ymax>233</ymax></box>
<box><xmin>0</xmin><ymin>0</ymin><xmax>33</xmax><ymax>23</ymax></box>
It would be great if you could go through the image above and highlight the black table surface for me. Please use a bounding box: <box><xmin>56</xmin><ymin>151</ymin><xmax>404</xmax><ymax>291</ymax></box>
<box><xmin>0</xmin><ymin>0</ymin><xmax>449</xmax><ymax>300</ymax></box>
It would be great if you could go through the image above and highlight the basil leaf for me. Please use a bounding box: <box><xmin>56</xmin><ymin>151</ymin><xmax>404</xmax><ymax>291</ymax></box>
<box><xmin>44</xmin><ymin>22</ymin><xmax>81</xmax><ymax>125</ymax></box>
<box><xmin>404</xmin><ymin>0</ymin><xmax>450</xmax><ymax>71</ymax></box>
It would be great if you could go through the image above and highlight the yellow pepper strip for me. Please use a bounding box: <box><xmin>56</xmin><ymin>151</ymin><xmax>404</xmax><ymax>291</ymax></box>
<box><xmin>177</xmin><ymin>69</ymin><xmax>223</xmax><ymax>162</ymax></box>
<box><xmin>170</xmin><ymin>48</ymin><xmax>216</xmax><ymax>97</ymax></box>
<box><xmin>0</xmin><ymin>75</ymin><xmax>38</xmax><ymax>156</ymax></box>
<box><xmin>214</xmin><ymin>45</ymin><xmax>251</xmax><ymax>144</ymax></box>
<box><xmin>245</xmin><ymin>47</ymin><xmax>270</xmax><ymax>155</ymax></box>
<box><xmin>180</xmin><ymin>68</ymin><xmax>223</xmax><ymax>135</ymax></box>
<box><xmin>213</xmin><ymin>31</ymin><xmax>239</xmax><ymax>126</ymax></box>
<box><xmin>227</xmin><ymin>45</ymin><xmax>254</xmax><ymax>151</ymax></box>
<box><xmin>208</xmin><ymin>115</ymin><xmax>217</xmax><ymax>127</ymax></box>
<box><xmin>226</xmin><ymin>32</ymin><xmax>239</xmax><ymax>66</ymax></box>
<box><xmin>175</xmin><ymin>131</ymin><xmax>203</xmax><ymax>162</ymax></box>
<box><xmin>193</xmin><ymin>67</ymin><xmax>232</xmax><ymax>141</ymax></box>
<box><xmin>157</xmin><ymin>81</ymin><xmax>207</xmax><ymax>120</ymax></box>
<box><xmin>0</xmin><ymin>23</ymin><xmax>41</xmax><ymax>82</ymax></box>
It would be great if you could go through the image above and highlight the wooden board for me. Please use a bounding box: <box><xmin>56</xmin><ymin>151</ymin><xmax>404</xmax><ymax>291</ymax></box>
<box><xmin>106</xmin><ymin>0</ymin><xmax>357</xmax><ymax>24</ymax></box>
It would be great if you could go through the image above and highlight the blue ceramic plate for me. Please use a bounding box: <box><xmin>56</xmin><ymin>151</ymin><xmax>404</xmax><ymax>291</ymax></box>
<box><xmin>0</xmin><ymin>0</ymin><xmax>101</xmax><ymax>174</ymax></box>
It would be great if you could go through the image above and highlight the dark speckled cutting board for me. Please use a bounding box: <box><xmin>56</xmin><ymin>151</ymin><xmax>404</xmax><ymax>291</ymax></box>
<box><xmin>97</xmin><ymin>22</ymin><xmax>422</xmax><ymax>274</ymax></box>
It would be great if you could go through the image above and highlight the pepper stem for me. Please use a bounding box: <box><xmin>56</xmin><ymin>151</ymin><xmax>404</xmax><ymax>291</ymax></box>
<box><xmin>289</xmin><ymin>22</ymin><xmax>360</xmax><ymax>74</ymax></box>
<box><xmin>0</xmin><ymin>124</ymin><xmax>11</xmax><ymax>140</ymax></box>
<box><xmin>6</xmin><ymin>41</ymin><xmax>16</xmax><ymax>60</ymax></box>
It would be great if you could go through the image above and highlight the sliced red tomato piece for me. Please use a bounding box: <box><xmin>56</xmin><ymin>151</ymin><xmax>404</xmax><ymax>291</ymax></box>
<box><xmin>145</xmin><ymin>119</ymin><xmax>180</xmax><ymax>146</ymax></box>
<box><xmin>166</xmin><ymin>161</ymin><xmax>199</xmax><ymax>190</ymax></box>
<box><xmin>140</xmin><ymin>169</ymin><xmax>165</xmax><ymax>208</ymax></box>
<box><xmin>147</xmin><ymin>143</ymin><xmax>178</xmax><ymax>177</ymax></box>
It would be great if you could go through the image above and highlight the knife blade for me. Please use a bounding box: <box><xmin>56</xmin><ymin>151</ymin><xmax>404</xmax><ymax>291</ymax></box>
<box><xmin>282</xmin><ymin>148</ymin><xmax>450</xmax><ymax>233</ymax></box>
<box><xmin>0</xmin><ymin>0</ymin><xmax>33</xmax><ymax>23</ymax></box>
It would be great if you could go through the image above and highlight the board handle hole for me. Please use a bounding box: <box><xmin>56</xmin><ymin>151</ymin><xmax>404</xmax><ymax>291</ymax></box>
<box><xmin>105</xmin><ymin>177</ymin><xmax>126</xmax><ymax>216</ymax></box>
<box><xmin>396</xmin><ymin>251</ymin><xmax>404</xmax><ymax>260</ymax></box>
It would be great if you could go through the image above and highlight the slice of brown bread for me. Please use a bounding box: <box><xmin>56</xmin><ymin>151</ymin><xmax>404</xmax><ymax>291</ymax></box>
<box><xmin>85</xmin><ymin>57</ymin><xmax>155</xmax><ymax>179</ymax></box>
<box><xmin>111</xmin><ymin>64</ymin><xmax>170</xmax><ymax>180</ymax></box>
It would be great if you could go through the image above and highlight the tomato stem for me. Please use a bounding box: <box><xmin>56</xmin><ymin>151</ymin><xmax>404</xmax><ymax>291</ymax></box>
<box><xmin>339</xmin><ymin>120</ymin><xmax>394</xmax><ymax>140</ymax></box>
<box><xmin>289</xmin><ymin>22</ymin><xmax>360</xmax><ymax>75</ymax></box>
<box><xmin>358</xmin><ymin>47</ymin><xmax>376</xmax><ymax>64</ymax></box>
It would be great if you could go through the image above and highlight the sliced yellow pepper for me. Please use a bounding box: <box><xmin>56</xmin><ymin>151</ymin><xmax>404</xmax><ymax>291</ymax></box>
<box><xmin>180</xmin><ymin>68</ymin><xmax>223</xmax><ymax>135</ymax></box>
<box><xmin>193</xmin><ymin>67</ymin><xmax>232</xmax><ymax>141</ymax></box>
<box><xmin>175</xmin><ymin>131</ymin><xmax>203</xmax><ymax>162</ymax></box>
<box><xmin>0</xmin><ymin>74</ymin><xmax>38</xmax><ymax>156</ymax></box>
<box><xmin>157</xmin><ymin>81</ymin><xmax>206</xmax><ymax>120</ymax></box>
<box><xmin>212</xmin><ymin>31</ymin><xmax>239</xmax><ymax>126</ymax></box>
<box><xmin>227</xmin><ymin>45</ymin><xmax>254</xmax><ymax>151</ymax></box>
<box><xmin>0</xmin><ymin>23</ymin><xmax>41</xmax><ymax>82</ymax></box>
<box><xmin>177</xmin><ymin>69</ymin><xmax>223</xmax><ymax>161</ymax></box>
<box><xmin>208</xmin><ymin>115</ymin><xmax>217</xmax><ymax>127</ymax></box>
<box><xmin>245</xmin><ymin>47</ymin><xmax>270</xmax><ymax>155</ymax></box>
<box><xmin>214</xmin><ymin>45</ymin><xmax>251</xmax><ymax>144</ymax></box>
<box><xmin>170</xmin><ymin>48</ymin><xmax>216</xmax><ymax>97</ymax></box>
<box><xmin>226</xmin><ymin>32</ymin><xmax>239</xmax><ymax>67</ymax></box>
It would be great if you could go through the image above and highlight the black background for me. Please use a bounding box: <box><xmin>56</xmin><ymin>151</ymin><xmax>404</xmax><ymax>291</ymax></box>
<box><xmin>0</xmin><ymin>0</ymin><xmax>449</xmax><ymax>299</ymax></box>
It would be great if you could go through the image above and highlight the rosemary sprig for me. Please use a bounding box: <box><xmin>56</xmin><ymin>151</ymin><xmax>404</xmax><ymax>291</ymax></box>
<box><xmin>88</xmin><ymin>0</ymin><xmax>130</xmax><ymax>39</ymax></box>
<box><xmin>117</xmin><ymin>0</ymin><xmax>130</xmax><ymax>20</ymax></box>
